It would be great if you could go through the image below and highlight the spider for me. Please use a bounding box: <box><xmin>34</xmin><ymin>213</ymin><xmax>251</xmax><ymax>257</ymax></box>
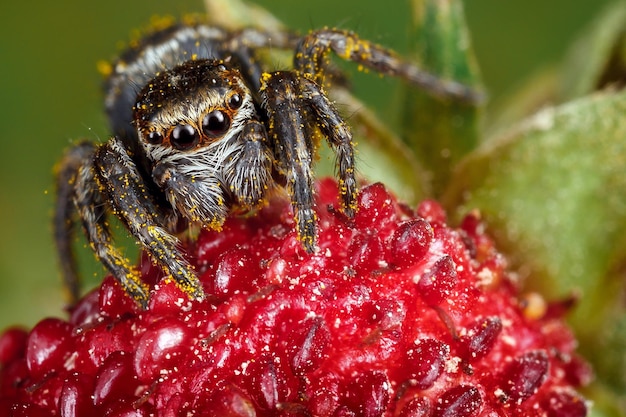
<box><xmin>54</xmin><ymin>21</ymin><xmax>482</xmax><ymax>308</ymax></box>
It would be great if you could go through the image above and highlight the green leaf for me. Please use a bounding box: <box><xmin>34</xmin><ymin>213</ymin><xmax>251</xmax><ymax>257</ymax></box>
<box><xmin>399</xmin><ymin>0</ymin><xmax>484</xmax><ymax>196</ymax></box>
<box><xmin>559</xmin><ymin>1</ymin><xmax>626</xmax><ymax>101</ymax></box>
<box><xmin>592</xmin><ymin>313</ymin><xmax>626</xmax><ymax>410</ymax></box>
<box><xmin>444</xmin><ymin>89</ymin><xmax>626</xmax><ymax>400</ymax></box>
<box><xmin>483</xmin><ymin>66</ymin><xmax>560</xmax><ymax>140</ymax></box>
<box><xmin>486</xmin><ymin>1</ymin><xmax>626</xmax><ymax>138</ymax></box>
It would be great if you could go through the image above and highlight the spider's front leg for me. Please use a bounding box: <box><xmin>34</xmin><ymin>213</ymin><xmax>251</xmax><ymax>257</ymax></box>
<box><xmin>295</xmin><ymin>28</ymin><xmax>484</xmax><ymax>104</ymax></box>
<box><xmin>54</xmin><ymin>141</ymin><xmax>99</xmax><ymax>302</ymax></box>
<box><xmin>94</xmin><ymin>137</ymin><xmax>205</xmax><ymax>307</ymax></box>
<box><xmin>261</xmin><ymin>71</ymin><xmax>356</xmax><ymax>252</ymax></box>
<box><xmin>55</xmin><ymin>141</ymin><xmax>152</xmax><ymax>306</ymax></box>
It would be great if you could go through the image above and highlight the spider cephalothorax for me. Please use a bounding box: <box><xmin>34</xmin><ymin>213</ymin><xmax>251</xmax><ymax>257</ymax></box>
<box><xmin>55</xmin><ymin>22</ymin><xmax>482</xmax><ymax>308</ymax></box>
<box><xmin>134</xmin><ymin>61</ymin><xmax>270</xmax><ymax>226</ymax></box>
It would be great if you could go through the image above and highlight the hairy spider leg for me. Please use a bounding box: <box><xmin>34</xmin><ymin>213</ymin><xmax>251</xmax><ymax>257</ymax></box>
<box><xmin>95</xmin><ymin>138</ymin><xmax>205</xmax><ymax>307</ymax></box>
<box><xmin>58</xmin><ymin>143</ymin><xmax>152</xmax><ymax>306</ymax></box>
<box><xmin>299</xmin><ymin>76</ymin><xmax>357</xmax><ymax>217</ymax></box>
<box><xmin>54</xmin><ymin>142</ymin><xmax>98</xmax><ymax>302</ymax></box>
<box><xmin>261</xmin><ymin>71</ymin><xmax>354</xmax><ymax>252</ymax></box>
<box><xmin>294</xmin><ymin>28</ymin><xmax>484</xmax><ymax>104</ymax></box>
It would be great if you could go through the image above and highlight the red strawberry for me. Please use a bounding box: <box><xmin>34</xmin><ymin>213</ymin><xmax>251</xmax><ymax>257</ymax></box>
<box><xmin>0</xmin><ymin>179</ymin><xmax>590</xmax><ymax>416</ymax></box>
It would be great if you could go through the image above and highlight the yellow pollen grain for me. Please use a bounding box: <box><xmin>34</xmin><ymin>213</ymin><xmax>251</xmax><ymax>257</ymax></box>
<box><xmin>521</xmin><ymin>292</ymin><xmax>548</xmax><ymax>320</ymax></box>
<box><xmin>149</xmin><ymin>15</ymin><xmax>176</xmax><ymax>31</ymax></box>
<box><xmin>341</xmin><ymin>36</ymin><xmax>357</xmax><ymax>60</ymax></box>
<box><xmin>97</xmin><ymin>60</ymin><xmax>113</xmax><ymax>77</ymax></box>
<box><xmin>260</xmin><ymin>72</ymin><xmax>272</xmax><ymax>90</ymax></box>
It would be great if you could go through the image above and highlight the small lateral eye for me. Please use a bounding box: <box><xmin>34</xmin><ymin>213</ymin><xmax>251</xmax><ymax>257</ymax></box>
<box><xmin>170</xmin><ymin>124</ymin><xmax>199</xmax><ymax>150</ymax></box>
<box><xmin>227</xmin><ymin>92</ymin><xmax>242</xmax><ymax>110</ymax></box>
<box><xmin>202</xmin><ymin>110</ymin><xmax>231</xmax><ymax>137</ymax></box>
<box><xmin>146</xmin><ymin>131</ymin><xmax>163</xmax><ymax>145</ymax></box>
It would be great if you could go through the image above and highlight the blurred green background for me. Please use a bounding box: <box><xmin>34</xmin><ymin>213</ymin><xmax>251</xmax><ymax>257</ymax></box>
<box><xmin>0</xmin><ymin>0</ymin><xmax>613</xmax><ymax>329</ymax></box>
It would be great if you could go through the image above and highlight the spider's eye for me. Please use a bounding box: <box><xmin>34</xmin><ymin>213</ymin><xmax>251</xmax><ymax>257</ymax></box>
<box><xmin>227</xmin><ymin>93</ymin><xmax>242</xmax><ymax>110</ymax></box>
<box><xmin>202</xmin><ymin>110</ymin><xmax>231</xmax><ymax>137</ymax></box>
<box><xmin>146</xmin><ymin>131</ymin><xmax>163</xmax><ymax>145</ymax></box>
<box><xmin>170</xmin><ymin>124</ymin><xmax>199</xmax><ymax>150</ymax></box>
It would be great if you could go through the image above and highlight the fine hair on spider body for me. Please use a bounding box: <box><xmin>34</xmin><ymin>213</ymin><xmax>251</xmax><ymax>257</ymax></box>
<box><xmin>54</xmin><ymin>21</ymin><xmax>482</xmax><ymax>308</ymax></box>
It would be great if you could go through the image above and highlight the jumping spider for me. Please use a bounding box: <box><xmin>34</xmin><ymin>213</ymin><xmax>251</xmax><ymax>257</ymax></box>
<box><xmin>54</xmin><ymin>21</ymin><xmax>482</xmax><ymax>308</ymax></box>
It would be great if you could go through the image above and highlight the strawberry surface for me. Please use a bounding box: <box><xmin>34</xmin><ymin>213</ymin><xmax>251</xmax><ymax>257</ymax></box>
<box><xmin>0</xmin><ymin>179</ymin><xmax>590</xmax><ymax>416</ymax></box>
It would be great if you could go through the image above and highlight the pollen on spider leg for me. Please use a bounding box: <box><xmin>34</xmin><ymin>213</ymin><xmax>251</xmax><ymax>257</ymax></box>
<box><xmin>333</xmin><ymin>155</ymin><xmax>357</xmax><ymax>217</ymax></box>
<box><xmin>110</xmin><ymin>255</ymin><xmax>150</xmax><ymax>305</ymax></box>
<box><xmin>338</xmin><ymin>34</ymin><xmax>357</xmax><ymax>60</ymax></box>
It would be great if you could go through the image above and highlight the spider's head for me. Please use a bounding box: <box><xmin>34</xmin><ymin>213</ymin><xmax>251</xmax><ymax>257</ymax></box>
<box><xmin>132</xmin><ymin>59</ymin><xmax>255</xmax><ymax>160</ymax></box>
<box><xmin>130</xmin><ymin>60</ymin><xmax>268</xmax><ymax>226</ymax></box>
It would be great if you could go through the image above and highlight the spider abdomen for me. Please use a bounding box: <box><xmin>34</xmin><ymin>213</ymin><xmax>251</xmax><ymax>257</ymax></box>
<box><xmin>105</xmin><ymin>24</ymin><xmax>229</xmax><ymax>141</ymax></box>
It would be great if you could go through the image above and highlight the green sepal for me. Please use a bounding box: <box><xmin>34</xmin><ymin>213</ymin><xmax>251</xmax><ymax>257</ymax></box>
<box><xmin>399</xmin><ymin>0</ymin><xmax>484</xmax><ymax>196</ymax></box>
<box><xmin>444</xmin><ymin>89</ymin><xmax>626</xmax><ymax>403</ymax></box>
<box><xmin>559</xmin><ymin>1</ymin><xmax>626</xmax><ymax>101</ymax></box>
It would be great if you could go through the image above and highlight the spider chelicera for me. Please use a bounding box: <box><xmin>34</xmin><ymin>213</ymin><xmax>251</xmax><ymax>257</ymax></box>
<box><xmin>54</xmin><ymin>21</ymin><xmax>482</xmax><ymax>308</ymax></box>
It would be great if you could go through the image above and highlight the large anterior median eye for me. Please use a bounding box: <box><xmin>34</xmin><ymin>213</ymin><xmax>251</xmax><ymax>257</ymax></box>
<box><xmin>170</xmin><ymin>124</ymin><xmax>199</xmax><ymax>150</ymax></box>
<box><xmin>202</xmin><ymin>110</ymin><xmax>230</xmax><ymax>138</ymax></box>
